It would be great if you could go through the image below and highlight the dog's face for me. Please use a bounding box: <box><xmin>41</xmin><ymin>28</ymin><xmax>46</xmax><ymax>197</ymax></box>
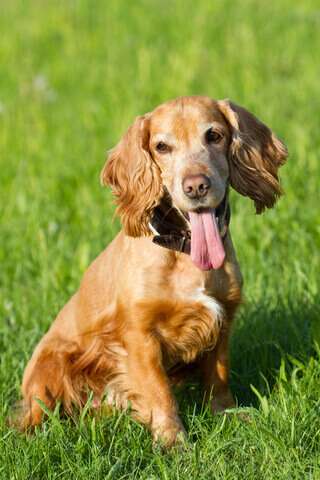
<box><xmin>149</xmin><ymin>97</ymin><xmax>230</xmax><ymax>214</ymax></box>
<box><xmin>101</xmin><ymin>96</ymin><xmax>287</xmax><ymax>238</ymax></box>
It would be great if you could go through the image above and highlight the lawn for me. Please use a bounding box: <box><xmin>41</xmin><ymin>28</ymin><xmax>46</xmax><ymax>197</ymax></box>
<box><xmin>0</xmin><ymin>0</ymin><xmax>320</xmax><ymax>478</ymax></box>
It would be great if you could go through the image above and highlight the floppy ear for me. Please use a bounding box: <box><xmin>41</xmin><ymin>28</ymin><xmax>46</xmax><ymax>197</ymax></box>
<box><xmin>101</xmin><ymin>115</ymin><xmax>162</xmax><ymax>236</ymax></box>
<box><xmin>218</xmin><ymin>100</ymin><xmax>288</xmax><ymax>213</ymax></box>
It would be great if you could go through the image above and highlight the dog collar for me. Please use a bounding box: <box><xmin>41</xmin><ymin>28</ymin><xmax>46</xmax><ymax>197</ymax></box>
<box><xmin>150</xmin><ymin>191</ymin><xmax>231</xmax><ymax>255</ymax></box>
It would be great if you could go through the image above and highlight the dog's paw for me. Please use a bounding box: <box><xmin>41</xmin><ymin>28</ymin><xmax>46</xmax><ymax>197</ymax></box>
<box><xmin>211</xmin><ymin>391</ymin><xmax>235</xmax><ymax>414</ymax></box>
<box><xmin>152</xmin><ymin>417</ymin><xmax>187</xmax><ymax>449</ymax></box>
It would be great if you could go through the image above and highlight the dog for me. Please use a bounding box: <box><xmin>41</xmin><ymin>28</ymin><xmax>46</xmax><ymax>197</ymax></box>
<box><xmin>19</xmin><ymin>96</ymin><xmax>287</xmax><ymax>446</ymax></box>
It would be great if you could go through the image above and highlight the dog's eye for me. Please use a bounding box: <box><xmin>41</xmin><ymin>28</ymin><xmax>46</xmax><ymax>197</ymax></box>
<box><xmin>155</xmin><ymin>141</ymin><xmax>170</xmax><ymax>153</ymax></box>
<box><xmin>205</xmin><ymin>128</ymin><xmax>223</xmax><ymax>144</ymax></box>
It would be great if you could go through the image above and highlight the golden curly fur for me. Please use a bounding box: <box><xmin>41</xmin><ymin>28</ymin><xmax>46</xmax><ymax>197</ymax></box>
<box><xmin>17</xmin><ymin>96</ymin><xmax>287</xmax><ymax>446</ymax></box>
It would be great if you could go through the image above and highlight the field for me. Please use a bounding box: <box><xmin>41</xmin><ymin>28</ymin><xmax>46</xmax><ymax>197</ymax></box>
<box><xmin>1</xmin><ymin>0</ymin><xmax>320</xmax><ymax>478</ymax></box>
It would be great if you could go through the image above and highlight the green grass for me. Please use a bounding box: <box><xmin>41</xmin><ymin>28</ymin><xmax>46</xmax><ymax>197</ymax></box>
<box><xmin>1</xmin><ymin>0</ymin><xmax>320</xmax><ymax>478</ymax></box>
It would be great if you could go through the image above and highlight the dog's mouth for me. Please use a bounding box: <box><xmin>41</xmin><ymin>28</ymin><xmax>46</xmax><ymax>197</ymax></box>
<box><xmin>186</xmin><ymin>208</ymin><xmax>225</xmax><ymax>270</ymax></box>
<box><xmin>181</xmin><ymin>194</ymin><xmax>228</xmax><ymax>233</ymax></box>
<box><xmin>180</xmin><ymin>196</ymin><xmax>227</xmax><ymax>271</ymax></box>
<box><xmin>151</xmin><ymin>190</ymin><xmax>229</xmax><ymax>271</ymax></box>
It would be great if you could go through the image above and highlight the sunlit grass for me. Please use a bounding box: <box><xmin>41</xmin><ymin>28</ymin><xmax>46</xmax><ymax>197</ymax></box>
<box><xmin>0</xmin><ymin>0</ymin><xmax>319</xmax><ymax>478</ymax></box>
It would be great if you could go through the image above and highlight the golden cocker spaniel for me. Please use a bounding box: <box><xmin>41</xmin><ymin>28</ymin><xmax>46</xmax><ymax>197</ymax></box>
<box><xmin>19</xmin><ymin>96</ymin><xmax>287</xmax><ymax>446</ymax></box>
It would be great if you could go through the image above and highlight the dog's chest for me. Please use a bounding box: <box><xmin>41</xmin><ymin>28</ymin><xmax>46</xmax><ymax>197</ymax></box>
<box><xmin>190</xmin><ymin>287</ymin><xmax>224</xmax><ymax>321</ymax></box>
<box><xmin>168</xmin><ymin>257</ymin><xmax>225</xmax><ymax>319</ymax></box>
<box><xmin>156</xmin><ymin>276</ymin><xmax>224</xmax><ymax>365</ymax></box>
<box><xmin>143</xmin><ymin>247</ymin><xmax>240</xmax><ymax>365</ymax></box>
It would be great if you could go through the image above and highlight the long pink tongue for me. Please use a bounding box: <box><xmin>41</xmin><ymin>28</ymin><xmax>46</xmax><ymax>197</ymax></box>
<box><xmin>189</xmin><ymin>209</ymin><xmax>225</xmax><ymax>270</ymax></box>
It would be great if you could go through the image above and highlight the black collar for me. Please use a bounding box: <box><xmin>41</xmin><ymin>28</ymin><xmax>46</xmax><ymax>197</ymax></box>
<box><xmin>150</xmin><ymin>190</ymin><xmax>231</xmax><ymax>255</ymax></box>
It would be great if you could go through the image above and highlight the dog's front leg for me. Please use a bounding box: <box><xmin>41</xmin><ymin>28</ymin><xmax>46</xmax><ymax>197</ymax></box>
<box><xmin>199</xmin><ymin>322</ymin><xmax>235</xmax><ymax>413</ymax></box>
<box><xmin>125</xmin><ymin>329</ymin><xmax>186</xmax><ymax>447</ymax></box>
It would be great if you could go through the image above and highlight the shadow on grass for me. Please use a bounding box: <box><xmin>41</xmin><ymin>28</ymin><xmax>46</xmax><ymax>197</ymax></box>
<box><xmin>177</xmin><ymin>297</ymin><xmax>317</xmax><ymax>414</ymax></box>
<box><xmin>230</xmin><ymin>297</ymin><xmax>317</xmax><ymax>407</ymax></box>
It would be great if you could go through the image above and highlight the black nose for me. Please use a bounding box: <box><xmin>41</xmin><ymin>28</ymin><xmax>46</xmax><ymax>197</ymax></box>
<box><xmin>182</xmin><ymin>174</ymin><xmax>211</xmax><ymax>199</ymax></box>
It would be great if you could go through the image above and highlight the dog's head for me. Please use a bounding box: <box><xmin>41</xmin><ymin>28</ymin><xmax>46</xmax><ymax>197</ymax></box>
<box><xmin>101</xmin><ymin>96</ymin><xmax>287</xmax><ymax>241</ymax></box>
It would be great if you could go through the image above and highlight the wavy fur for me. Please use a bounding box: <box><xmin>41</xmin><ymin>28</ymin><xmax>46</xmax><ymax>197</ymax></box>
<box><xmin>218</xmin><ymin>100</ymin><xmax>288</xmax><ymax>213</ymax></box>
<box><xmin>101</xmin><ymin>115</ymin><xmax>163</xmax><ymax>236</ymax></box>
<box><xmin>17</xmin><ymin>96</ymin><xmax>287</xmax><ymax>447</ymax></box>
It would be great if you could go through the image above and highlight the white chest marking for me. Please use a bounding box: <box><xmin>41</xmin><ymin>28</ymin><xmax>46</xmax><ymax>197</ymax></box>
<box><xmin>192</xmin><ymin>288</ymin><xmax>224</xmax><ymax>328</ymax></box>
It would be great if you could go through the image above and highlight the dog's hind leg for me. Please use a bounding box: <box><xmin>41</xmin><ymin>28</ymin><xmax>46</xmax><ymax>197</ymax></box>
<box><xmin>19</xmin><ymin>336</ymin><xmax>79</xmax><ymax>429</ymax></box>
